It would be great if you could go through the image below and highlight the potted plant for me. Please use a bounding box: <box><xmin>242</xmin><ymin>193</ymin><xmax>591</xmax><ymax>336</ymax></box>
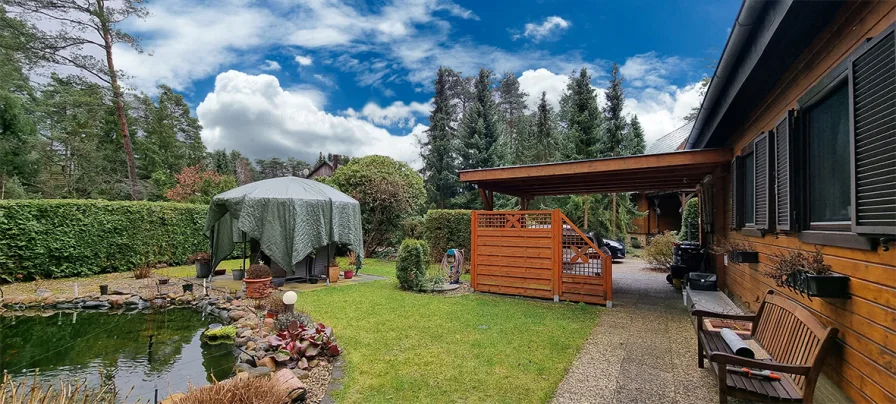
<box><xmin>328</xmin><ymin>257</ymin><xmax>340</xmax><ymax>283</ymax></box>
<box><xmin>766</xmin><ymin>248</ymin><xmax>849</xmax><ymax>298</ymax></box>
<box><xmin>711</xmin><ymin>239</ymin><xmax>759</xmax><ymax>264</ymax></box>
<box><xmin>309</xmin><ymin>275</ymin><xmax>320</xmax><ymax>285</ymax></box>
<box><xmin>188</xmin><ymin>252</ymin><xmax>212</xmax><ymax>278</ymax></box>
<box><xmin>245</xmin><ymin>263</ymin><xmax>272</xmax><ymax>299</ymax></box>
<box><xmin>99</xmin><ymin>285</ymin><xmax>109</xmax><ymax>295</ymax></box>
<box><xmin>232</xmin><ymin>267</ymin><xmax>245</xmax><ymax>280</ymax></box>
<box><xmin>343</xmin><ymin>251</ymin><xmax>358</xmax><ymax>279</ymax></box>
<box><xmin>182</xmin><ymin>283</ymin><xmax>194</xmax><ymax>293</ymax></box>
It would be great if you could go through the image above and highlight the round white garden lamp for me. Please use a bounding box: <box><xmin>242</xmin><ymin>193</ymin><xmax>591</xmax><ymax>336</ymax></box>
<box><xmin>282</xmin><ymin>291</ymin><xmax>297</xmax><ymax>313</ymax></box>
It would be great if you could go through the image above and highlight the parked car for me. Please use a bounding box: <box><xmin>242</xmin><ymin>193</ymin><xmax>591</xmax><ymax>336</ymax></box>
<box><xmin>587</xmin><ymin>231</ymin><xmax>626</xmax><ymax>261</ymax></box>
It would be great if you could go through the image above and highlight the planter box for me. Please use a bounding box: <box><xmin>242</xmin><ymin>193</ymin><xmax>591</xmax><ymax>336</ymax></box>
<box><xmin>244</xmin><ymin>277</ymin><xmax>272</xmax><ymax>299</ymax></box>
<box><xmin>195</xmin><ymin>262</ymin><xmax>212</xmax><ymax>278</ymax></box>
<box><xmin>328</xmin><ymin>266</ymin><xmax>340</xmax><ymax>283</ymax></box>
<box><xmin>730</xmin><ymin>251</ymin><xmax>759</xmax><ymax>264</ymax></box>
<box><xmin>786</xmin><ymin>271</ymin><xmax>850</xmax><ymax>298</ymax></box>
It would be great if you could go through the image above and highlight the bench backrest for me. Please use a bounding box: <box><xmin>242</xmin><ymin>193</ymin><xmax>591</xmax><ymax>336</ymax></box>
<box><xmin>752</xmin><ymin>291</ymin><xmax>838</xmax><ymax>393</ymax></box>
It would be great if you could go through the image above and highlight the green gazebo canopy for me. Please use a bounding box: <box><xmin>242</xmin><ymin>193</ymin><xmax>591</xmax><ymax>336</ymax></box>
<box><xmin>204</xmin><ymin>177</ymin><xmax>363</xmax><ymax>274</ymax></box>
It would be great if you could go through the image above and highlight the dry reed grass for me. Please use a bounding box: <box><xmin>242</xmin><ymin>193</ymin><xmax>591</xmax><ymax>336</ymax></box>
<box><xmin>0</xmin><ymin>373</ymin><xmax>135</xmax><ymax>404</ymax></box>
<box><xmin>170</xmin><ymin>376</ymin><xmax>290</xmax><ymax>404</ymax></box>
<box><xmin>132</xmin><ymin>265</ymin><xmax>154</xmax><ymax>280</ymax></box>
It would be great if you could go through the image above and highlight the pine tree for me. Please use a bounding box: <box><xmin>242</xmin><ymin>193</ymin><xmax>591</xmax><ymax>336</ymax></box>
<box><xmin>602</xmin><ymin>62</ymin><xmax>627</xmax><ymax>158</ymax></box>
<box><xmin>495</xmin><ymin>72</ymin><xmax>528</xmax><ymax>164</ymax></box>
<box><xmin>559</xmin><ymin>68</ymin><xmax>603</xmax><ymax>160</ymax></box>
<box><xmin>459</xmin><ymin>68</ymin><xmax>501</xmax><ymax>170</ymax></box>
<box><xmin>529</xmin><ymin>91</ymin><xmax>557</xmax><ymax>164</ymax></box>
<box><xmin>623</xmin><ymin>115</ymin><xmax>647</xmax><ymax>155</ymax></box>
<box><xmin>421</xmin><ymin>67</ymin><xmax>459</xmax><ymax>208</ymax></box>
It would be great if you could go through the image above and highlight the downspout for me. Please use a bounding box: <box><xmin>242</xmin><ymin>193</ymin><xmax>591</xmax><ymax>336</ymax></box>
<box><xmin>685</xmin><ymin>0</ymin><xmax>767</xmax><ymax>149</ymax></box>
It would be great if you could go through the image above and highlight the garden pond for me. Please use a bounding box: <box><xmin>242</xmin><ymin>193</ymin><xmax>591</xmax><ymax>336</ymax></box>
<box><xmin>0</xmin><ymin>308</ymin><xmax>234</xmax><ymax>400</ymax></box>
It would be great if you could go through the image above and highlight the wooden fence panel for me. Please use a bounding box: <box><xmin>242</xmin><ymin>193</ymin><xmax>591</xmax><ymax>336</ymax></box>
<box><xmin>470</xmin><ymin>210</ymin><xmax>612</xmax><ymax>305</ymax></box>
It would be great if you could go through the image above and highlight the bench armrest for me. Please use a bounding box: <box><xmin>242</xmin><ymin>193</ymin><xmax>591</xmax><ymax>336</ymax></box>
<box><xmin>691</xmin><ymin>309</ymin><xmax>756</xmax><ymax>322</ymax></box>
<box><xmin>708</xmin><ymin>352</ymin><xmax>811</xmax><ymax>375</ymax></box>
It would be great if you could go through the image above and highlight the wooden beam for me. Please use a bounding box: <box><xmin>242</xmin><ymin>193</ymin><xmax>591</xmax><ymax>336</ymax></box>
<box><xmin>478</xmin><ymin>189</ymin><xmax>493</xmax><ymax>211</ymax></box>
<box><xmin>459</xmin><ymin>148</ymin><xmax>732</xmax><ymax>182</ymax></box>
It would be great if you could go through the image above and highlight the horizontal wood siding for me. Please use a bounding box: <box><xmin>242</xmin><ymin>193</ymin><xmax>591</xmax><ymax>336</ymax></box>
<box><xmin>474</xmin><ymin>216</ymin><xmax>556</xmax><ymax>299</ymax></box>
<box><xmin>719</xmin><ymin>3</ymin><xmax>896</xmax><ymax>403</ymax></box>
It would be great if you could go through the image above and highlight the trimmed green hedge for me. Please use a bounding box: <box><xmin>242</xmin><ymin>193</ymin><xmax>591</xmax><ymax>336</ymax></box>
<box><xmin>423</xmin><ymin>209</ymin><xmax>471</xmax><ymax>262</ymax></box>
<box><xmin>0</xmin><ymin>200</ymin><xmax>208</xmax><ymax>280</ymax></box>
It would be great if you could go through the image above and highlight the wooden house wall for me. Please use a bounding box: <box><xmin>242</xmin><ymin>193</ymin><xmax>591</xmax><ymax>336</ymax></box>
<box><xmin>718</xmin><ymin>3</ymin><xmax>896</xmax><ymax>402</ymax></box>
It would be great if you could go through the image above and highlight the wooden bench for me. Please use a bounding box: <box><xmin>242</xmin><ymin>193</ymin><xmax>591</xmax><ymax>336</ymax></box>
<box><xmin>692</xmin><ymin>290</ymin><xmax>839</xmax><ymax>403</ymax></box>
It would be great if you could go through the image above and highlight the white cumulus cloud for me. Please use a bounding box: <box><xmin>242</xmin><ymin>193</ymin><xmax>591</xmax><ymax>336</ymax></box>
<box><xmin>517</xmin><ymin>16</ymin><xmax>571</xmax><ymax>42</ymax></box>
<box><xmin>260</xmin><ymin>60</ymin><xmax>281</xmax><ymax>71</ymax></box>
<box><xmin>197</xmin><ymin>71</ymin><xmax>423</xmax><ymax>168</ymax></box>
<box><xmin>295</xmin><ymin>55</ymin><xmax>313</xmax><ymax>66</ymax></box>
<box><xmin>344</xmin><ymin>100</ymin><xmax>433</xmax><ymax>128</ymax></box>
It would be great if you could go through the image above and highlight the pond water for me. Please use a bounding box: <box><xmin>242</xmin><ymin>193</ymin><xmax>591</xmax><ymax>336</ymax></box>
<box><xmin>0</xmin><ymin>309</ymin><xmax>235</xmax><ymax>401</ymax></box>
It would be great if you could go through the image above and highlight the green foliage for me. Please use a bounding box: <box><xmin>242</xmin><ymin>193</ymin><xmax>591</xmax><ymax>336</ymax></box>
<box><xmin>529</xmin><ymin>91</ymin><xmax>559</xmax><ymax>164</ymax></box>
<box><xmin>624</xmin><ymin>115</ymin><xmax>647</xmax><ymax>156</ymax></box>
<box><xmin>396</xmin><ymin>239</ymin><xmax>429</xmax><ymax>291</ymax></box>
<box><xmin>678</xmin><ymin>198</ymin><xmax>699</xmax><ymax>242</ymax></box>
<box><xmin>325</xmin><ymin>155</ymin><xmax>426</xmax><ymax>256</ymax></box>
<box><xmin>459</xmin><ymin>68</ymin><xmax>501</xmax><ymax>171</ymax></box>
<box><xmin>560</xmin><ymin>68</ymin><xmax>603</xmax><ymax>160</ymax></box>
<box><xmin>400</xmin><ymin>216</ymin><xmax>425</xmax><ymax>240</ymax></box>
<box><xmin>602</xmin><ymin>63</ymin><xmax>626</xmax><ymax>158</ymax></box>
<box><xmin>0</xmin><ymin>200</ymin><xmax>208</xmax><ymax>280</ymax></box>
<box><xmin>421</xmin><ymin>67</ymin><xmax>459</xmax><ymax>208</ymax></box>
<box><xmin>644</xmin><ymin>231</ymin><xmax>677</xmax><ymax>269</ymax></box>
<box><xmin>201</xmin><ymin>325</ymin><xmax>237</xmax><ymax>345</ymax></box>
<box><xmin>132</xmin><ymin>85</ymin><xmax>205</xmax><ymax>178</ymax></box>
<box><xmin>423</xmin><ymin>209</ymin><xmax>471</xmax><ymax>262</ymax></box>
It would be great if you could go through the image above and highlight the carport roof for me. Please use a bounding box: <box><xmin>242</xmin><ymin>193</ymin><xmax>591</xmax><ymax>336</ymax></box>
<box><xmin>458</xmin><ymin>148</ymin><xmax>732</xmax><ymax>197</ymax></box>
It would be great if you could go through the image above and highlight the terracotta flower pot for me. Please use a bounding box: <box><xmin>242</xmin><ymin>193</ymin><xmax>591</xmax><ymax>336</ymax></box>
<box><xmin>244</xmin><ymin>277</ymin><xmax>272</xmax><ymax>299</ymax></box>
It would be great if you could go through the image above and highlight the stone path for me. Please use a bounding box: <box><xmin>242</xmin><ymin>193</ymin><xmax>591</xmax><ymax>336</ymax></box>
<box><xmin>551</xmin><ymin>260</ymin><xmax>719</xmax><ymax>403</ymax></box>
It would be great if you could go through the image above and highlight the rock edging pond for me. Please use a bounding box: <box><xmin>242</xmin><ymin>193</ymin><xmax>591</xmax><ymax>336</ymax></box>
<box><xmin>1</xmin><ymin>290</ymin><xmax>339</xmax><ymax>404</ymax></box>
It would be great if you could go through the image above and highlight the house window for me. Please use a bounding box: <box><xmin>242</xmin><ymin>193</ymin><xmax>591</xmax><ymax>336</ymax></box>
<box><xmin>743</xmin><ymin>152</ymin><xmax>755</xmax><ymax>226</ymax></box>
<box><xmin>805</xmin><ymin>83</ymin><xmax>851</xmax><ymax>227</ymax></box>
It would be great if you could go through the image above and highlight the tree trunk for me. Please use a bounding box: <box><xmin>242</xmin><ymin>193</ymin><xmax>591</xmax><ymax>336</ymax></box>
<box><xmin>612</xmin><ymin>193</ymin><xmax>617</xmax><ymax>239</ymax></box>
<box><xmin>99</xmin><ymin>2</ymin><xmax>140</xmax><ymax>200</ymax></box>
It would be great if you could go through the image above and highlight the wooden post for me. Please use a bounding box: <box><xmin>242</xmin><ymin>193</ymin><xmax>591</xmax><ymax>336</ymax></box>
<box><xmin>478</xmin><ymin>189</ymin><xmax>494</xmax><ymax>211</ymax></box>
<box><xmin>520</xmin><ymin>198</ymin><xmax>529</xmax><ymax>210</ymax></box>
<box><xmin>604</xmin><ymin>255</ymin><xmax>613</xmax><ymax>308</ymax></box>
<box><xmin>552</xmin><ymin>209</ymin><xmax>561</xmax><ymax>300</ymax></box>
<box><xmin>470</xmin><ymin>211</ymin><xmax>478</xmax><ymax>290</ymax></box>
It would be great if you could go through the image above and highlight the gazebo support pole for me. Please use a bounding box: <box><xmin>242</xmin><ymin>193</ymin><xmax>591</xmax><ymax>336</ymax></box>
<box><xmin>241</xmin><ymin>232</ymin><xmax>246</xmax><ymax>270</ymax></box>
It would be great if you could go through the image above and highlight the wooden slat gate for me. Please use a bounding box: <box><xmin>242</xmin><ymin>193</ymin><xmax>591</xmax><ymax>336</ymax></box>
<box><xmin>471</xmin><ymin>210</ymin><xmax>613</xmax><ymax>306</ymax></box>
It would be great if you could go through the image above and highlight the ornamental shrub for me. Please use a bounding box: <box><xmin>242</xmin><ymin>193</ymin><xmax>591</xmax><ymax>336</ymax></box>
<box><xmin>644</xmin><ymin>231</ymin><xmax>677</xmax><ymax>269</ymax></box>
<box><xmin>396</xmin><ymin>238</ymin><xmax>429</xmax><ymax>291</ymax></box>
<box><xmin>0</xmin><ymin>200</ymin><xmax>208</xmax><ymax>281</ymax></box>
<box><xmin>322</xmin><ymin>155</ymin><xmax>426</xmax><ymax>257</ymax></box>
<box><xmin>423</xmin><ymin>209</ymin><xmax>471</xmax><ymax>262</ymax></box>
<box><xmin>678</xmin><ymin>198</ymin><xmax>699</xmax><ymax>242</ymax></box>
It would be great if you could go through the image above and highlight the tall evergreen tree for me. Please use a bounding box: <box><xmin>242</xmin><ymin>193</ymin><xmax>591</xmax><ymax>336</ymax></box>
<box><xmin>459</xmin><ymin>68</ymin><xmax>501</xmax><ymax>170</ymax></box>
<box><xmin>559</xmin><ymin>68</ymin><xmax>603</xmax><ymax>160</ymax></box>
<box><xmin>2</xmin><ymin>0</ymin><xmax>150</xmax><ymax>199</ymax></box>
<box><xmin>495</xmin><ymin>72</ymin><xmax>529</xmax><ymax>164</ymax></box>
<box><xmin>623</xmin><ymin>115</ymin><xmax>647</xmax><ymax>155</ymax></box>
<box><xmin>529</xmin><ymin>91</ymin><xmax>558</xmax><ymax>164</ymax></box>
<box><xmin>420</xmin><ymin>67</ymin><xmax>458</xmax><ymax>208</ymax></box>
<box><xmin>602</xmin><ymin>62</ymin><xmax>627</xmax><ymax>158</ymax></box>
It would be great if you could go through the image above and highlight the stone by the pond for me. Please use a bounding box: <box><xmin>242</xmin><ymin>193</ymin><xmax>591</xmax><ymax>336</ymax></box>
<box><xmin>36</xmin><ymin>288</ymin><xmax>52</xmax><ymax>297</ymax></box>
<box><xmin>235</xmin><ymin>337</ymin><xmax>249</xmax><ymax>346</ymax></box>
<box><xmin>235</xmin><ymin>362</ymin><xmax>254</xmax><ymax>373</ymax></box>
<box><xmin>291</xmin><ymin>369</ymin><xmax>310</xmax><ymax>380</ymax></box>
<box><xmin>246</xmin><ymin>341</ymin><xmax>257</xmax><ymax>351</ymax></box>
<box><xmin>124</xmin><ymin>296</ymin><xmax>142</xmax><ymax>306</ymax></box>
<box><xmin>257</xmin><ymin>356</ymin><xmax>276</xmax><ymax>370</ymax></box>
<box><xmin>81</xmin><ymin>301</ymin><xmax>111</xmax><ymax>310</ymax></box>
<box><xmin>238</xmin><ymin>352</ymin><xmax>254</xmax><ymax>364</ymax></box>
<box><xmin>207</xmin><ymin>323</ymin><xmax>222</xmax><ymax>330</ymax></box>
<box><xmin>229</xmin><ymin>310</ymin><xmax>247</xmax><ymax>321</ymax></box>
<box><xmin>247</xmin><ymin>366</ymin><xmax>271</xmax><ymax>378</ymax></box>
<box><xmin>107</xmin><ymin>296</ymin><xmax>126</xmax><ymax>307</ymax></box>
<box><xmin>55</xmin><ymin>303</ymin><xmax>80</xmax><ymax>310</ymax></box>
<box><xmin>111</xmin><ymin>288</ymin><xmax>132</xmax><ymax>295</ymax></box>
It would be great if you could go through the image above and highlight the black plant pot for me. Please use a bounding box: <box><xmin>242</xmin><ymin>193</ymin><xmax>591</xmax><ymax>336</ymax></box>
<box><xmin>182</xmin><ymin>284</ymin><xmax>193</xmax><ymax>293</ymax></box>
<box><xmin>271</xmin><ymin>277</ymin><xmax>286</xmax><ymax>287</ymax></box>
<box><xmin>99</xmin><ymin>285</ymin><xmax>109</xmax><ymax>295</ymax></box>
<box><xmin>309</xmin><ymin>277</ymin><xmax>319</xmax><ymax>285</ymax></box>
<box><xmin>232</xmin><ymin>269</ymin><xmax>245</xmax><ymax>281</ymax></box>
<box><xmin>195</xmin><ymin>262</ymin><xmax>212</xmax><ymax>278</ymax></box>
<box><xmin>787</xmin><ymin>271</ymin><xmax>849</xmax><ymax>298</ymax></box>
<box><xmin>730</xmin><ymin>251</ymin><xmax>759</xmax><ymax>264</ymax></box>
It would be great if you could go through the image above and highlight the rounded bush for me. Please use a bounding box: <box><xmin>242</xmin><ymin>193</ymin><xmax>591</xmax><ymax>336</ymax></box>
<box><xmin>396</xmin><ymin>239</ymin><xmax>429</xmax><ymax>291</ymax></box>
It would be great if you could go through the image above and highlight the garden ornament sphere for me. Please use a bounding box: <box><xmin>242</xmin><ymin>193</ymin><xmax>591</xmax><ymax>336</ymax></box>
<box><xmin>282</xmin><ymin>291</ymin><xmax>298</xmax><ymax>305</ymax></box>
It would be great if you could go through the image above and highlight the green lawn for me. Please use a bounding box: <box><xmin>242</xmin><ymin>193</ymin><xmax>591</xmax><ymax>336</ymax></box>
<box><xmin>293</xmin><ymin>259</ymin><xmax>600</xmax><ymax>404</ymax></box>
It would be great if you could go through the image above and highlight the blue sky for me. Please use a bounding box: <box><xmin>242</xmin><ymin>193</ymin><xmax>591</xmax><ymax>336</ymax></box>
<box><xmin>113</xmin><ymin>0</ymin><xmax>741</xmax><ymax>167</ymax></box>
